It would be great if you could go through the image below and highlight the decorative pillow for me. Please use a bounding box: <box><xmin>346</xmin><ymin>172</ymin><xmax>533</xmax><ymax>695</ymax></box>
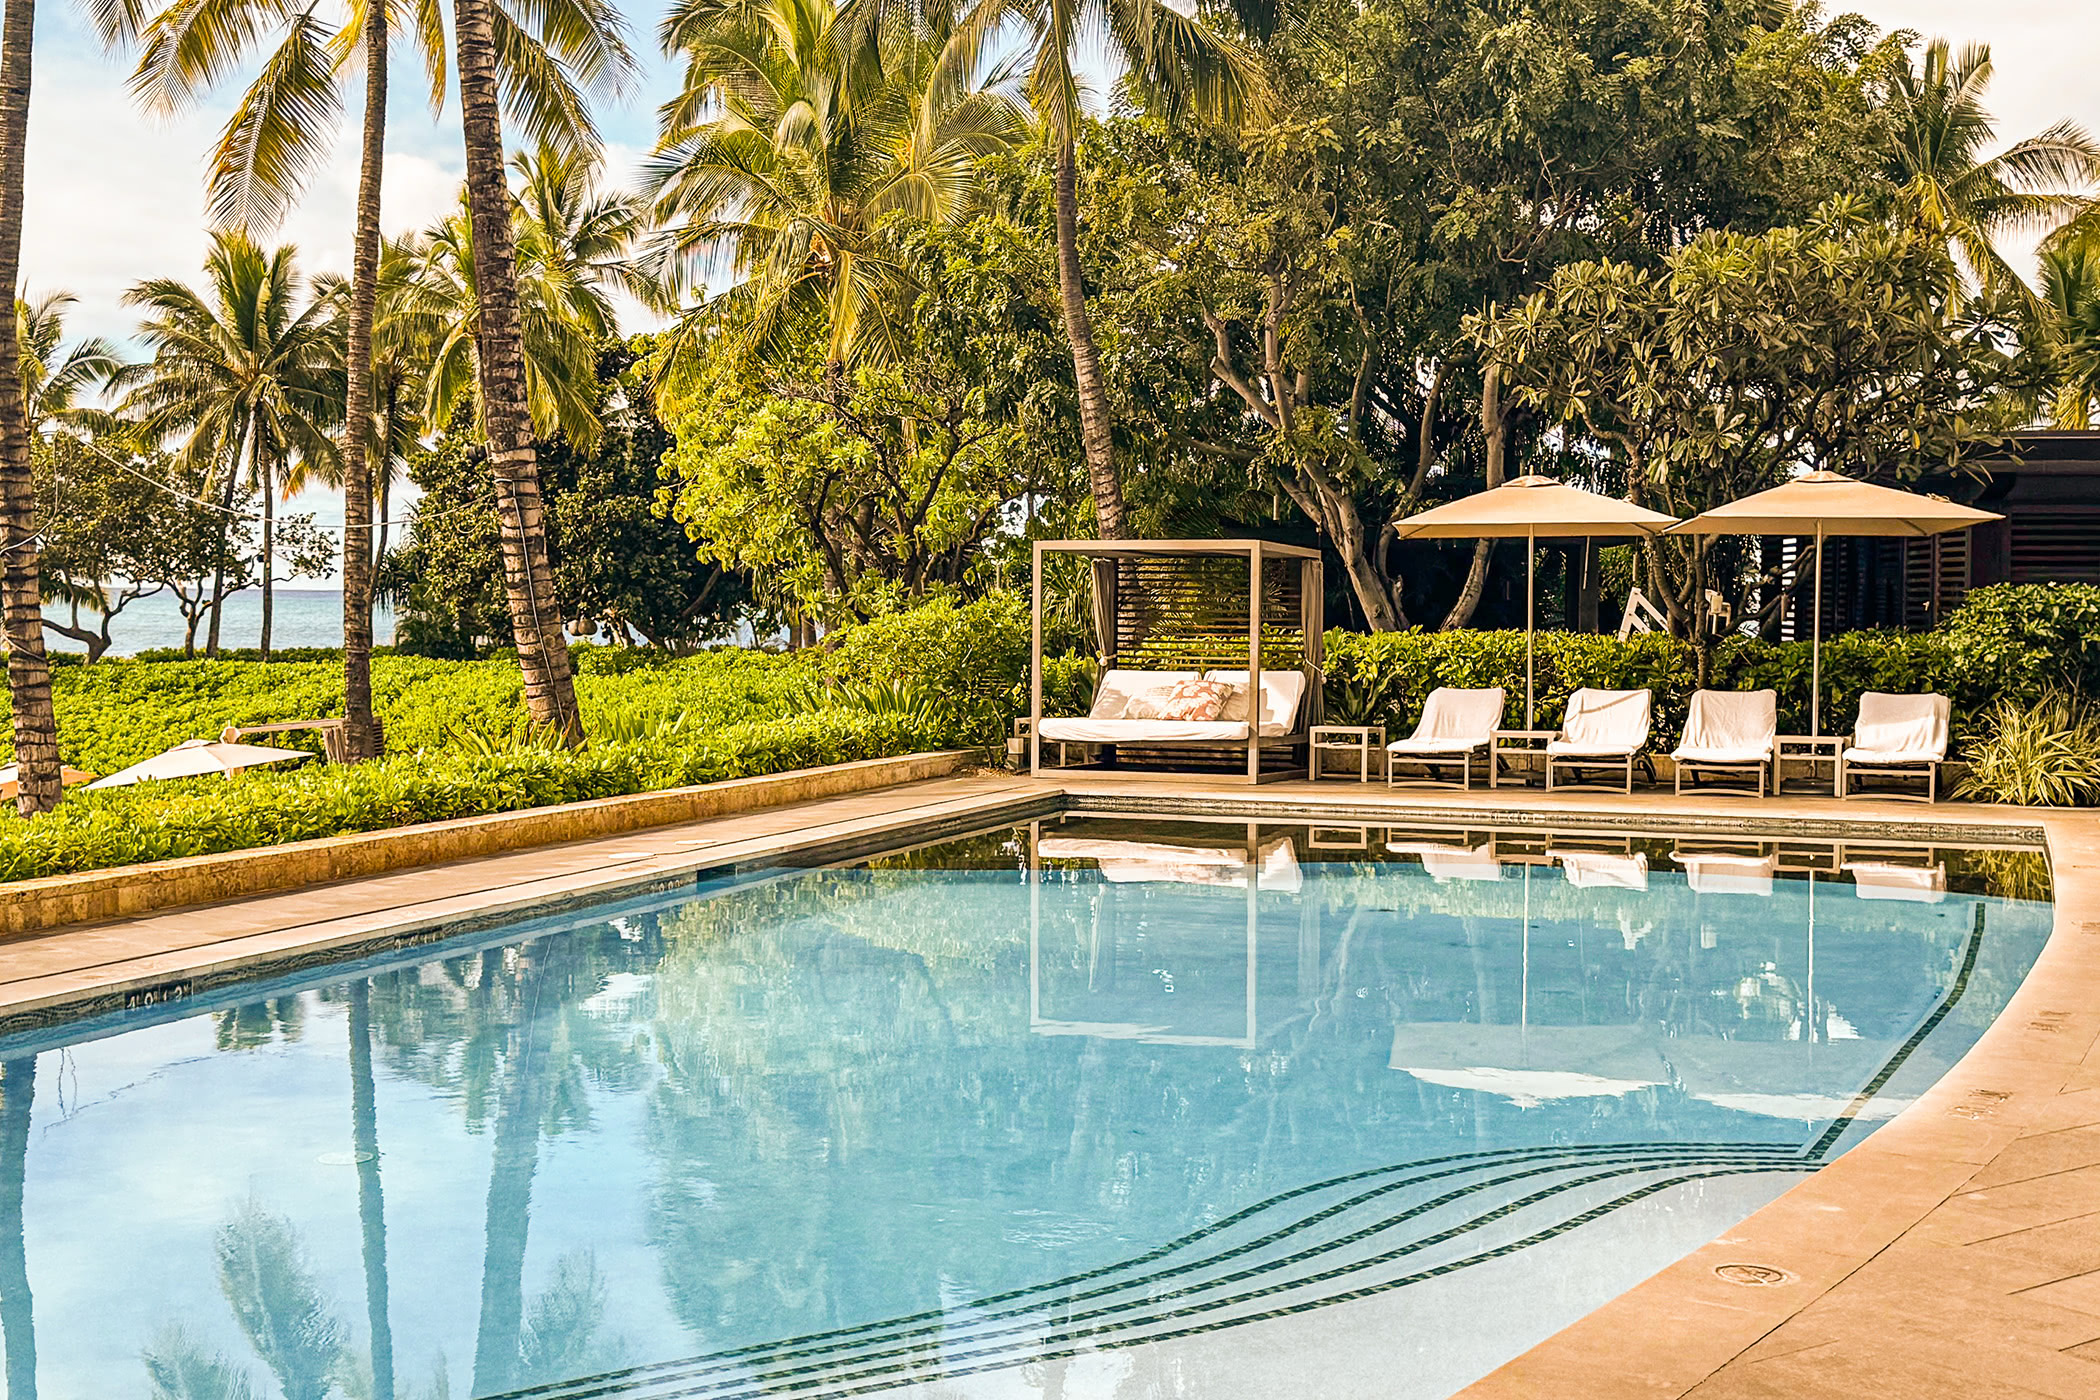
<box><xmin>1156</xmin><ymin>677</ymin><xmax>1228</xmax><ymax>722</ymax></box>
<box><xmin>1213</xmin><ymin>682</ymin><xmax>1250</xmax><ymax>724</ymax></box>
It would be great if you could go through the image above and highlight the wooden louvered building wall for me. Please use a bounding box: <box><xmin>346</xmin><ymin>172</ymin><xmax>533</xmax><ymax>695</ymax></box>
<box><xmin>1785</xmin><ymin>432</ymin><xmax>2100</xmax><ymax>638</ymax></box>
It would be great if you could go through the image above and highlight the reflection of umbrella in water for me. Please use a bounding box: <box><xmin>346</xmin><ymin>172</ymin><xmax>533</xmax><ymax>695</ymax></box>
<box><xmin>1553</xmin><ymin>849</ymin><xmax>1649</xmax><ymax>890</ymax></box>
<box><xmin>85</xmin><ymin>737</ymin><xmax>312</xmax><ymax>790</ymax></box>
<box><xmin>1036</xmin><ymin>836</ymin><xmax>1302</xmax><ymax>893</ymax></box>
<box><xmin>1386</xmin><ymin>840</ymin><xmax>1503</xmax><ymax>883</ymax></box>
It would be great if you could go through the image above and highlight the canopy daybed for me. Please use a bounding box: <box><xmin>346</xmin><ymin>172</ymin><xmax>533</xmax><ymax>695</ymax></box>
<box><xmin>1030</xmin><ymin>539</ymin><xmax>1324</xmax><ymax>784</ymax></box>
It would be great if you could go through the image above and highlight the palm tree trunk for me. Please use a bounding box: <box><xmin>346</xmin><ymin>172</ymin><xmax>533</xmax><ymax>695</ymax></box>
<box><xmin>451</xmin><ymin>0</ymin><xmax>583</xmax><ymax>743</ymax></box>
<box><xmin>0</xmin><ymin>0</ymin><xmax>59</xmax><ymax>816</ymax></box>
<box><xmin>0</xmin><ymin>1057</ymin><xmax>36</xmax><ymax>1400</ymax></box>
<box><xmin>207</xmin><ymin>442</ymin><xmax>244</xmax><ymax>656</ymax></box>
<box><xmin>339</xmin><ymin>1</ymin><xmax>386</xmax><ymax>760</ymax></box>
<box><xmin>348</xmin><ymin>982</ymin><xmax>394</xmax><ymax>1400</ymax></box>
<box><xmin>1052</xmin><ymin>130</ymin><xmax>1123</xmax><ymax>541</ymax></box>
<box><xmin>259</xmin><ymin>451</ymin><xmax>275</xmax><ymax>661</ymax></box>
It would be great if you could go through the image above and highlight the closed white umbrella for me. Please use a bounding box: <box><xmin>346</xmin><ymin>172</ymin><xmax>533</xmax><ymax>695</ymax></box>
<box><xmin>1391</xmin><ymin>476</ymin><xmax>1677</xmax><ymax>726</ymax></box>
<box><xmin>1667</xmin><ymin>471</ymin><xmax>2003</xmax><ymax>734</ymax></box>
<box><xmin>85</xmin><ymin>737</ymin><xmax>311</xmax><ymax>790</ymax></box>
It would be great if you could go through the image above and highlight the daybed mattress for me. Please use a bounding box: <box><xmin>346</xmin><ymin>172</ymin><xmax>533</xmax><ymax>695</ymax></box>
<box><xmin>1039</xmin><ymin>718</ymin><xmax>1289</xmax><ymax>742</ymax></box>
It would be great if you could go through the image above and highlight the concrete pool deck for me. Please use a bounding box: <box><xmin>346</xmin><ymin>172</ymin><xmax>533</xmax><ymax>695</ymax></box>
<box><xmin>1</xmin><ymin>766</ymin><xmax>2096</xmax><ymax>1396</ymax></box>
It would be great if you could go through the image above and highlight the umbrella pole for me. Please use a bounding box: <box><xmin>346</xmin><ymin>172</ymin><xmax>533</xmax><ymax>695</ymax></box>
<box><xmin>1811</xmin><ymin>523</ymin><xmax>1824</xmax><ymax>737</ymax></box>
<box><xmin>1526</xmin><ymin>526</ymin><xmax>1536</xmax><ymax>729</ymax></box>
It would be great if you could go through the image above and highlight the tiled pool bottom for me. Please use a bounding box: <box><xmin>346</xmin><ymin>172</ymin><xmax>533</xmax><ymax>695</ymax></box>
<box><xmin>0</xmin><ymin>816</ymin><xmax>2054</xmax><ymax>1400</ymax></box>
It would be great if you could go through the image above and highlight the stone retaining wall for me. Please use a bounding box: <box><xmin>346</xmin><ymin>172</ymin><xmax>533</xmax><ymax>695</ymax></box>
<box><xmin>0</xmin><ymin>749</ymin><xmax>976</xmax><ymax>938</ymax></box>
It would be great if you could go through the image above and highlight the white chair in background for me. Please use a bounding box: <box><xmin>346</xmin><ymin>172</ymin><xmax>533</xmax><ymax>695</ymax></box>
<box><xmin>1839</xmin><ymin>692</ymin><xmax>1951</xmax><ymax>804</ymax></box>
<box><xmin>1387</xmin><ymin>687</ymin><xmax>1506</xmax><ymax>790</ymax></box>
<box><xmin>1544</xmin><ymin>688</ymin><xmax>1654</xmax><ymax>794</ymax></box>
<box><xmin>1670</xmin><ymin>689</ymin><xmax>1778</xmax><ymax>797</ymax></box>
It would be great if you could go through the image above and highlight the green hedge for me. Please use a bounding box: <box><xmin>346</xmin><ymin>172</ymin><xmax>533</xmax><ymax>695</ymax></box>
<box><xmin>0</xmin><ymin>708</ymin><xmax>943</xmax><ymax>883</ymax></box>
<box><xmin>1327</xmin><ymin>584</ymin><xmax>2097</xmax><ymax>741</ymax></box>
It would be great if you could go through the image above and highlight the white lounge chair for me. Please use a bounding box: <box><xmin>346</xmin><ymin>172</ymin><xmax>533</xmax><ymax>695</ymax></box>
<box><xmin>1671</xmin><ymin>689</ymin><xmax>1777</xmax><ymax>797</ymax></box>
<box><xmin>1387</xmin><ymin>686</ymin><xmax>1506</xmax><ymax>790</ymax></box>
<box><xmin>1543</xmin><ymin>688</ymin><xmax>1654</xmax><ymax>794</ymax></box>
<box><xmin>1838</xmin><ymin>692</ymin><xmax>1951</xmax><ymax>804</ymax></box>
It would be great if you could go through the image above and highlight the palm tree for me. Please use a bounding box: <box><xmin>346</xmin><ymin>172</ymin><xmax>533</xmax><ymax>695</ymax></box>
<box><xmin>16</xmin><ymin>292</ymin><xmax>122</xmax><ymax>436</ymax></box>
<box><xmin>0</xmin><ymin>0</ymin><xmax>61</xmax><ymax>812</ymax></box>
<box><xmin>1885</xmin><ymin>38</ymin><xmax>2100</xmax><ymax>297</ymax></box>
<box><xmin>113</xmin><ymin>232</ymin><xmax>342</xmax><ymax>659</ymax></box>
<box><xmin>121</xmin><ymin>0</ymin><xmax>634</xmax><ymax>756</ymax></box>
<box><xmin>513</xmin><ymin>142</ymin><xmax>660</xmax><ymax>338</ymax></box>
<box><xmin>2037</xmin><ymin>231</ymin><xmax>2100</xmax><ymax>428</ymax></box>
<box><xmin>391</xmin><ymin>183</ymin><xmax>616</xmax><ymax>447</ymax></box>
<box><xmin>644</xmin><ymin>0</ymin><xmax>1028</xmax><ymax>372</ymax></box>
<box><xmin>447</xmin><ymin>0</ymin><xmax>637</xmax><ymax>742</ymax></box>
<box><xmin>933</xmin><ymin>0</ymin><xmax>1263</xmax><ymax>538</ymax></box>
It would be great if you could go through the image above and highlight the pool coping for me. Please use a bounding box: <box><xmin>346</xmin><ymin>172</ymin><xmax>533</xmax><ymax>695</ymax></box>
<box><xmin>1</xmin><ymin>768</ymin><xmax>2094</xmax><ymax>1396</ymax></box>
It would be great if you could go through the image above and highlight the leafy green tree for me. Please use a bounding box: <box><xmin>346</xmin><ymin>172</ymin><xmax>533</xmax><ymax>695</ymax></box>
<box><xmin>33</xmin><ymin>437</ymin><xmax>190</xmax><ymax>660</ymax></box>
<box><xmin>1069</xmin><ymin>0</ymin><xmax>1906</xmax><ymax>629</ymax></box>
<box><xmin>660</xmin><ymin>217</ymin><xmax>1073</xmax><ymax>621</ymax></box>
<box><xmin>1883</xmin><ymin>37</ymin><xmax>2100</xmax><ymax>298</ymax></box>
<box><xmin>1475</xmin><ymin>203</ymin><xmax>2022</xmax><ymax>641</ymax></box>
<box><xmin>386</xmin><ymin>341</ymin><xmax>751</xmax><ymax>653</ymax></box>
<box><xmin>644</xmin><ymin>0</ymin><xmax>1028</xmax><ymax>371</ymax></box>
<box><xmin>112</xmin><ymin>232</ymin><xmax>342</xmax><ymax>660</ymax></box>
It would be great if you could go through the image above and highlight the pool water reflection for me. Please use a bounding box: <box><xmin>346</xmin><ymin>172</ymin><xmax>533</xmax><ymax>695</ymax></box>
<box><xmin>0</xmin><ymin>817</ymin><xmax>2055</xmax><ymax>1399</ymax></box>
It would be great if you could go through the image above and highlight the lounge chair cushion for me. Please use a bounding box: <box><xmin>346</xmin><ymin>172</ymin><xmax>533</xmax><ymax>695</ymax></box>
<box><xmin>1204</xmin><ymin>670</ymin><xmax>1307</xmax><ymax>736</ymax></box>
<box><xmin>1038</xmin><ymin>837</ymin><xmax>1302</xmax><ymax>892</ymax></box>
<box><xmin>1844</xmin><ymin>691</ymin><xmax>1950</xmax><ymax>765</ymax></box>
<box><xmin>1671</xmin><ymin>688</ymin><xmax>1777</xmax><ymax>764</ymax></box>
<box><xmin>1089</xmin><ymin>670</ymin><xmax>1198</xmax><ymax>722</ymax></box>
<box><xmin>1390</xmin><ymin>686</ymin><xmax>1505</xmax><ymax>754</ymax></box>
<box><xmin>1038</xmin><ymin>717</ymin><xmax>1251</xmax><ymax>743</ymax></box>
<box><xmin>1547</xmin><ymin>688</ymin><xmax>1652</xmax><ymax>756</ymax></box>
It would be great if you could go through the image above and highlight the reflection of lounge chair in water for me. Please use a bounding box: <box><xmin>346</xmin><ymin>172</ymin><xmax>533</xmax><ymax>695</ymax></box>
<box><xmin>1675</xmin><ymin>851</ymin><xmax>1779</xmax><ymax>896</ymax></box>
<box><xmin>1385</xmin><ymin>839</ymin><xmax>1503</xmax><ymax>883</ymax></box>
<box><xmin>1037</xmin><ymin>836</ymin><xmax>1302</xmax><ymax>893</ymax></box>
<box><xmin>1844</xmin><ymin>861</ymin><xmax>1947</xmax><ymax>903</ymax></box>
<box><xmin>1552</xmin><ymin>849</ymin><xmax>1650</xmax><ymax>890</ymax></box>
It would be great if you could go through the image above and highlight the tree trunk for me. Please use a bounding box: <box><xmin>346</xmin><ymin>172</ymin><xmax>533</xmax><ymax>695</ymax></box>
<box><xmin>206</xmin><ymin>445</ymin><xmax>243</xmax><ymax>657</ymax></box>
<box><xmin>348</xmin><ymin>982</ymin><xmax>394</xmax><ymax>1400</ymax></box>
<box><xmin>259</xmin><ymin>451</ymin><xmax>275</xmax><ymax>661</ymax></box>
<box><xmin>339</xmin><ymin>0</ymin><xmax>387</xmax><ymax>759</ymax></box>
<box><xmin>1440</xmin><ymin>364</ymin><xmax>1508</xmax><ymax>631</ymax></box>
<box><xmin>0</xmin><ymin>0</ymin><xmax>58</xmax><ymax>816</ymax></box>
<box><xmin>451</xmin><ymin>0</ymin><xmax>583</xmax><ymax>742</ymax></box>
<box><xmin>0</xmin><ymin>1058</ymin><xmax>34</xmax><ymax>1400</ymax></box>
<box><xmin>1052</xmin><ymin>130</ymin><xmax>1122</xmax><ymax>540</ymax></box>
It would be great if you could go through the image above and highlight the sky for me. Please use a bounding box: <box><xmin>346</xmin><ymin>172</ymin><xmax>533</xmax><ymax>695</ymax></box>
<box><xmin>22</xmin><ymin>1</ymin><xmax>2100</xmax><ymax>560</ymax></box>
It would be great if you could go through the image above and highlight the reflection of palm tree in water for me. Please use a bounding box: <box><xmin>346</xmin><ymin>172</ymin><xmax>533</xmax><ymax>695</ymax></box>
<box><xmin>215</xmin><ymin>1199</ymin><xmax>345</xmax><ymax>1400</ymax></box>
<box><xmin>348</xmin><ymin>981</ymin><xmax>395</xmax><ymax>1400</ymax></box>
<box><xmin>1</xmin><ymin>1058</ymin><xmax>36</xmax><ymax>1400</ymax></box>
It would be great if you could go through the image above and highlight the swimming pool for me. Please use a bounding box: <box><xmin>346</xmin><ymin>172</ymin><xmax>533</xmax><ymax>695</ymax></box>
<box><xmin>0</xmin><ymin>814</ymin><xmax>2054</xmax><ymax>1399</ymax></box>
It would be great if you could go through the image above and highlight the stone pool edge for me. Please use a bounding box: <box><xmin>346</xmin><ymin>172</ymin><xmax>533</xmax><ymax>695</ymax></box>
<box><xmin>1454</xmin><ymin>805</ymin><xmax>2100</xmax><ymax>1399</ymax></box>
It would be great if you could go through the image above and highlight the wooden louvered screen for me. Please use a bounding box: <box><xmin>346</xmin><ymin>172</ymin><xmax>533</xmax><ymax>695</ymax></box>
<box><xmin>2010</xmin><ymin>510</ymin><xmax>2100</xmax><ymax>584</ymax></box>
<box><xmin>1100</xmin><ymin>553</ymin><xmax>1308</xmax><ymax>672</ymax></box>
<box><xmin>1903</xmin><ymin>531</ymin><xmax>1971</xmax><ymax>628</ymax></box>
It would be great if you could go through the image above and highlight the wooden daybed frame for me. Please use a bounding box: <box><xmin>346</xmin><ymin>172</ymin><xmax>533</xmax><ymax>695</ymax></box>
<box><xmin>1029</xmin><ymin>539</ymin><xmax>1325</xmax><ymax>785</ymax></box>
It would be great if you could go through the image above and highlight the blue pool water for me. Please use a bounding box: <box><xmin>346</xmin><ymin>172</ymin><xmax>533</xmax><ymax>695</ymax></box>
<box><xmin>0</xmin><ymin>817</ymin><xmax>2054</xmax><ymax>1399</ymax></box>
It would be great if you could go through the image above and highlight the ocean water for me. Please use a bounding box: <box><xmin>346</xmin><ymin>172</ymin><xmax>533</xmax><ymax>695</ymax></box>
<box><xmin>43</xmin><ymin>589</ymin><xmax>396</xmax><ymax>656</ymax></box>
<box><xmin>0</xmin><ymin>817</ymin><xmax>2052</xmax><ymax>1399</ymax></box>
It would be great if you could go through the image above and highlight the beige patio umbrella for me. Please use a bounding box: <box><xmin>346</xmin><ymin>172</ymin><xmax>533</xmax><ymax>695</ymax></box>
<box><xmin>1668</xmin><ymin>471</ymin><xmax>2002</xmax><ymax>734</ymax></box>
<box><xmin>85</xmin><ymin>737</ymin><xmax>312</xmax><ymax>789</ymax></box>
<box><xmin>0</xmin><ymin>764</ymin><xmax>94</xmax><ymax>801</ymax></box>
<box><xmin>1392</xmin><ymin>476</ymin><xmax>1678</xmax><ymax>725</ymax></box>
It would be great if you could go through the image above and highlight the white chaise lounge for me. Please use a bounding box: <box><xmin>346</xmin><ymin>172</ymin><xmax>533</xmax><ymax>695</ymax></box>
<box><xmin>1543</xmin><ymin>688</ymin><xmax>1654</xmax><ymax>794</ymax></box>
<box><xmin>1670</xmin><ymin>689</ymin><xmax>1778</xmax><ymax>797</ymax></box>
<box><xmin>1387</xmin><ymin>686</ymin><xmax>1506</xmax><ymax>790</ymax></box>
<box><xmin>1839</xmin><ymin>692</ymin><xmax>1951</xmax><ymax>804</ymax></box>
